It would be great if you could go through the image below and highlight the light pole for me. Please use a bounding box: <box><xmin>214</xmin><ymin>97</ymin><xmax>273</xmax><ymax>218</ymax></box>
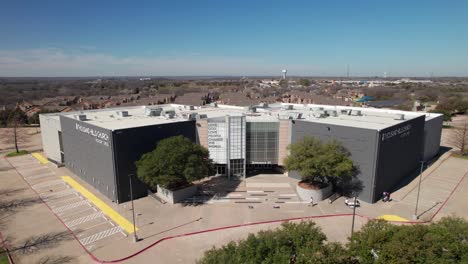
<box><xmin>351</xmin><ymin>194</ymin><xmax>357</xmax><ymax>235</ymax></box>
<box><xmin>413</xmin><ymin>161</ymin><xmax>425</xmax><ymax>220</ymax></box>
<box><xmin>129</xmin><ymin>174</ymin><xmax>139</xmax><ymax>242</ymax></box>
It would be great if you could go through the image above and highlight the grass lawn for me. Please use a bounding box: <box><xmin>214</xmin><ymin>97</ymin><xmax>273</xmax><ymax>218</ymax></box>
<box><xmin>5</xmin><ymin>150</ymin><xmax>29</xmax><ymax>157</ymax></box>
<box><xmin>452</xmin><ymin>153</ymin><xmax>468</xmax><ymax>160</ymax></box>
<box><xmin>0</xmin><ymin>251</ymin><xmax>9</xmax><ymax>264</ymax></box>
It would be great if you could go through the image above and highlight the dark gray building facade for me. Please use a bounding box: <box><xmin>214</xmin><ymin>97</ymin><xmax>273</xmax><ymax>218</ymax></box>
<box><xmin>60</xmin><ymin>116</ymin><xmax>196</xmax><ymax>203</ymax></box>
<box><xmin>289</xmin><ymin>116</ymin><xmax>425</xmax><ymax>203</ymax></box>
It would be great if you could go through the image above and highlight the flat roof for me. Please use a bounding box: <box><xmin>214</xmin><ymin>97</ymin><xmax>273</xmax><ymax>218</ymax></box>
<box><xmin>42</xmin><ymin>103</ymin><xmax>442</xmax><ymax>131</ymax></box>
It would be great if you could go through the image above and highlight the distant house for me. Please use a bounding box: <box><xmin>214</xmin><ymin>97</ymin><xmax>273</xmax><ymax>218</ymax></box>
<box><xmin>366</xmin><ymin>100</ymin><xmax>403</xmax><ymax>108</ymax></box>
<box><xmin>174</xmin><ymin>92</ymin><xmax>210</xmax><ymax>106</ymax></box>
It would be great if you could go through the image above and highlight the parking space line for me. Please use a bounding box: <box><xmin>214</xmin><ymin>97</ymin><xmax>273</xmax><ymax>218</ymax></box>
<box><xmin>66</xmin><ymin>212</ymin><xmax>105</xmax><ymax>228</ymax></box>
<box><xmin>61</xmin><ymin>207</ymin><xmax>96</xmax><ymax>219</ymax></box>
<box><xmin>46</xmin><ymin>194</ymin><xmax>81</xmax><ymax>205</ymax></box>
<box><xmin>26</xmin><ymin>172</ymin><xmax>56</xmax><ymax>180</ymax></box>
<box><xmin>79</xmin><ymin>226</ymin><xmax>123</xmax><ymax>246</ymax></box>
<box><xmin>32</xmin><ymin>179</ymin><xmax>65</xmax><ymax>190</ymax></box>
<box><xmin>32</xmin><ymin>153</ymin><xmax>49</xmax><ymax>164</ymax></box>
<box><xmin>41</xmin><ymin>189</ymin><xmax>76</xmax><ymax>200</ymax></box>
<box><xmin>62</xmin><ymin>176</ymin><xmax>137</xmax><ymax>233</ymax></box>
<box><xmin>53</xmin><ymin>200</ymin><xmax>89</xmax><ymax>214</ymax></box>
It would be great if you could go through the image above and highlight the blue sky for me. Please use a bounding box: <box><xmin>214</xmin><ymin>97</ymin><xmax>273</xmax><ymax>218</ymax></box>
<box><xmin>1</xmin><ymin>0</ymin><xmax>467</xmax><ymax>77</ymax></box>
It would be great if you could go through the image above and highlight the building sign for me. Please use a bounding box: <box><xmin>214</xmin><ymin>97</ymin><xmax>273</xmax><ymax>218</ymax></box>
<box><xmin>208</xmin><ymin>122</ymin><xmax>227</xmax><ymax>163</ymax></box>
<box><xmin>75</xmin><ymin>123</ymin><xmax>110</xmax><ymax>147</ymax></box>
<box><xmin>381</xmin><ymin>124</ymin><xmax>412</xmax><ymax>141</ymax></box>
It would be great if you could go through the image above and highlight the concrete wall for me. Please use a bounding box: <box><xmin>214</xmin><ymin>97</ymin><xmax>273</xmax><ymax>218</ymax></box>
<box><xmin>39</xmin><ymin>114</ymin><xmax>62</xmax><ymax>164</ymax></box>
<box><xmin>423</xmin><ymin>115</ymin><xmax>443</xmax><ymax>161</ymax></box>
<box><xmin>290</xmin><ymin>120</ymin><xmax>379</xmax><ymax>203</ymax></box>
<box><xmin>375</xmin><ymin>116</ymin><xmax>425</xmax><ymax>202</ymax></box>
<box><xmin>277</xmin><ymin>119</ymin><xmax>291</xmax><ymax>166</ymax></box>
<box><xmin>112</xmin><ymin>121</ymin><xmax>197</xmax><ymax>203</ymax></box>
<box><xmin>196</xmin><ymin>119</ymin><xmax>209</xmax><ymax>149</ymax></box>
<box><xmin>60</xmin><ymin>116</ymin><xmax>117</xmax><ymax>201</ymax></box>
<box><xmin>157</xmin><ymin>185</ymin><xmax>198</xmax><ymax>204</ymax></box>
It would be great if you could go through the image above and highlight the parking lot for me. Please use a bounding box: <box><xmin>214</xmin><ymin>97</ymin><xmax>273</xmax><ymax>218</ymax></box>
<box><xmin>6</xmin><ymin>154</ymin><xmax>128</xmax><ymax>252</ymax></box>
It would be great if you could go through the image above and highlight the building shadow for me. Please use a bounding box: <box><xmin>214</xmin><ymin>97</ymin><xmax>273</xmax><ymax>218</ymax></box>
<box><xmin>389</xmin><ymin>146</ymin><xmax>452</xmax><ymax>194</ymax></box>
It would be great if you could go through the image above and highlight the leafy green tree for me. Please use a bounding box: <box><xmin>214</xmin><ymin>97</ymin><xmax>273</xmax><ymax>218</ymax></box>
<box><xmin>347</xmin><ymin>217</ymin><xmax>468</xmax><ymax>263</ymax></box>
<box><xmin>135</xmin><ymin>136</ymin><xmax>214</xmax><ymax>190</ymax></box>
<box><xmin>429</xmin><ymin>109</ymin><xmax>452</xmax><ymax>122</ymax></box>
<box><xmin>197</xmin><ymin>222</ymin><xmax>355</xmax><ymax>264</ymax></box>
<box><xmin>299</xmin><ymin>79</ymin><xmax>311</xmax><ymax>87</ymax></box>
<box><xmin>284</xmin><ymin>136</ymin><xmax>355</xmax><ymax>187</ymax></box>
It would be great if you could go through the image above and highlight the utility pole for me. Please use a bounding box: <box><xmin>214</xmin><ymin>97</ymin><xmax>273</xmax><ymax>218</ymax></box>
<box><xmin>413</xmin><ymin>161</ymin><xmax>425</xmax><ymax>220</ymax></box>
<box><xmin>351</xmin><ymin>195</ymin><xmax>357</xmax><ymax>235</ymax></box>
<box><xmin>129</xmin><ymin>174</ymin><xmax>139</xmax><ymax>242</ymax></box>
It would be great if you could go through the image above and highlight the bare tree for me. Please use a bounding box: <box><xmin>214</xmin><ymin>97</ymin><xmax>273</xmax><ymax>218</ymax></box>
<box><xmin>2</xmin><ymin>111</ymin><xmax>28</xmax><ymax>153</ymax></box>
<box><xmin>449</xmin><ymin>121</ymin><xmax>468</xmax><ymax>155</ymax></box>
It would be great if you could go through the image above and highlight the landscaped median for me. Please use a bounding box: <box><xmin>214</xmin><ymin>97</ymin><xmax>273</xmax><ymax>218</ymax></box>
<box><xmin>61</xmin><ymin>176</ymin><xmax>138</xmax><ymax>234</ymax></box>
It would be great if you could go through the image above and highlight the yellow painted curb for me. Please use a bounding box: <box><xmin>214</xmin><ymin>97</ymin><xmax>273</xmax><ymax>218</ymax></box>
<box><xmin>32</xmin><ymin>152</ymin><xmax>49</xmax><ymax>164</ymax></box>
<box><xmin>62</xmin><ymin>176</ymin><xmax>137</xmax><ymax>233</ymax></box>
<box><xmin>378</xmin><ymin>214</ymin><xmax>409</xmax><ymax>222</ymax></box>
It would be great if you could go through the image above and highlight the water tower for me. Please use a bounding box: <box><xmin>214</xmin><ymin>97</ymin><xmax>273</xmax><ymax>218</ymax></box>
<box><xmin>282</xmin><ymin>69</ymin><xmax>287</xmax><ymax>80</ymax></box>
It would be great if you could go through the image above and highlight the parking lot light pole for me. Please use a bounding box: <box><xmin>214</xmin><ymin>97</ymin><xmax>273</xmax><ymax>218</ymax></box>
<box><xmin>413</xmin><ymin>161</ymin><xmax>425</xmax><ymax>220</ymax></box>
<box><xmin>351</xmin><ymin>195</ymin><xmax>357</xmax><ymax>235</ymax></box>
<box><xmin>129</xmin><ymin>174</ymin><xmax>139</xmax><ymax>243</ymax></box>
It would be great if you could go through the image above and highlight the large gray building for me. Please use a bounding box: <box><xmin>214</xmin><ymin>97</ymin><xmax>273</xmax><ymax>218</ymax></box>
<box><xmin>40</xmin><ymin>103</ymin><xmax>443</xmax><ymax>203</ymax></box>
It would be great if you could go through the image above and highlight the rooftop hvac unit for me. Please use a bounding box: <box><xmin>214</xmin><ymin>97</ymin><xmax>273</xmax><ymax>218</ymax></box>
<box><xmin>185</xmin><ymin>113</ymin><xmax>198</xmax><ymax>120</ymax></box>
<box><xmin>75</xmin><ymin>114</ymin><xmax>87</xmax><ymax>121</ymax></box>
<box><xmin>250</xmin><ymin>106</ymin><xmax>257</xmax><ymax>113</ymax></box>
<box><xmin>313</xmin><ymin>112</ymin><xmax>326</xmax><ymax>118</ymax></box>
<box><xmin>282</xmin><ymin>104</ymin><xmax>293</xmax><ymax>110</ymax></box>
<box><xmin>350</xmin><ymin>110</ymin><xmax>362</xmax><ymax>116</ymax></box>
<box><xmin>394</xmin><ymin>114</ymin><xmax>405</xmax><ymax>120</ymax></box>
<box><xmin>164</xmin><ymin>110</ymin><xmax>176</xmax><ymax>119</ymax></box>
<box><xmin>328</xmin><ymin>110</ymin><xmax>338</xmax><ymax>117</ymax></box>
<box><xmin>145</xmin><ymin>108</ymin><xmax>162</xmax><ymax>117</ymax></box>
<box><xmin>259</xmin><ymin>102</ymin><xmax>268</xmax><ymax>108</ymax></box>
<box><xmin>197</xmin><ymin>114</ymin><xmax>208</xmax><ymax>119</ymax></box>
<box><xmin>184</xmin><ymin>105</ymin><xmax>195</xmax><ymax>110</ymax></box>
<box><xmin>116</xmin><ymin>111</ymin><xmax>129</xmax><ymax>117</ymax></box>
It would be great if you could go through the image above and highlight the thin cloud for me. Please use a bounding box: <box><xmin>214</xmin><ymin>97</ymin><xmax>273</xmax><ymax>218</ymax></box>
<box><xmin>0</xmin><ymin>48</ymin><xmax>318</xmax><ymax>77</ymax></box>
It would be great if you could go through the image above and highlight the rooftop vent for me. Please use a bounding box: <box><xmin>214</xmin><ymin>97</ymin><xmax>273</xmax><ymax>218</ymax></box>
<box><xmin>394</xmin><ymin>114</ymin><xmax>405</xmax><ymax>120</ymax></box>
<box><xmin>116</xmin><ymin>111</ymin><xmax>129</xmax><ymax>117</ymax></box>
<box><xmin>75</xmin><ymin>114</ymin><xmax>87</xmax><ymax>121</ymax></box>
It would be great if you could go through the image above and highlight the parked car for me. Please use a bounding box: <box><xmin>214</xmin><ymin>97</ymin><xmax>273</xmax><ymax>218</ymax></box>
<box><xmin>344</xmin><ymin>198</ymin><xmax>360</xmax><ymax>208</ymax></box>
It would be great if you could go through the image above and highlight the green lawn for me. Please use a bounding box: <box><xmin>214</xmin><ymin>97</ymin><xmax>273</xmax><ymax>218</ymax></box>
<box><xmin>5</xmin><ymin>150</ymin><xmax>29</xmax><ymax>157</ymax></box>
<box><xmin>452</xmin><ymin>153</ymin><xmax>468</xmax><ymax>160</ymax></box>
<box><xmin>0</xmin><ymin>251</ymin><xmax>9</xmax><ymax>264</ymax></box>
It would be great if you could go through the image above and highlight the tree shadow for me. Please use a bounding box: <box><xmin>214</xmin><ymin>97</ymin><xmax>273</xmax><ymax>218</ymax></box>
<box><xmin>0</xmin><ymin>188</ymin><xmax>26</xmax><ymax>197</ymax></box>
<box><xmin>1</xmin><ymin>231</ymin><xmax>73</xmax><ymax>256</ymax></box>
<box><xmin>334</xmin><ymin>165</ymin><xmax>363</xmax><ymax>198</ymax></box>
<box><xmin>0</xmin><ymin>197</ymin><xmax>43</xmax><ymax>212</ymax></box>
<box><xmin>37</xmin><ymin>255</ymin><xmax>75</xmax><ymax>264</ymax></box>
<box><xmin>180</xmin><ymin>175</ymin><xmax>243</xmax><ymax>207</ymax></box>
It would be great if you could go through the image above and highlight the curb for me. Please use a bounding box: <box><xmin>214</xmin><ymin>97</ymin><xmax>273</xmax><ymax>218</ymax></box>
<box><xmin>3</xmin><ymin>155</ymin><xmax>467</xmax><ymax>263</ymax></box>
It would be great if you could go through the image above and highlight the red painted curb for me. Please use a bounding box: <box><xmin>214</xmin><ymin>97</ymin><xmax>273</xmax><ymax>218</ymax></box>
<box><xmin>3</xmin><ymin>156</ymin><xmax>467</xmax><ymax>263</ymax></box>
